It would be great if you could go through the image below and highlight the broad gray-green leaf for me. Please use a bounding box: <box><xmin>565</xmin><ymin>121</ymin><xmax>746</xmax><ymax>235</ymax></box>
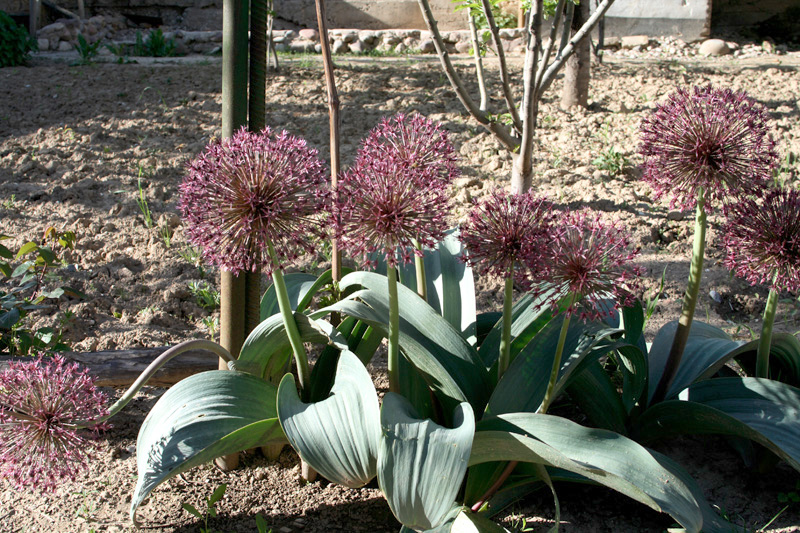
<box><xmin>379</xmin><ymin>393</ymin><xmax>475</xmax><ymax>531</ymax></box>
<box><xmin>260</xmin><ymin>272</ymin><xmax>317</xmax><ymax>320</ymax></box>
<box><xmin>400</xmin><ymin>507</ymin><xmax>511</xmax><ymax>533</ymax></box>
<box><xmin>238</xmin><ymin>313</ymin><xmax>348</xmax><ymax>381</ymax></box>
<box><xmin>277</xmin><ymin>349</ymin><xmax>380</xmax><ymax>488</ymax></box>
<box><xmin>472</xmin><ymin>414</ymin><xmax>704</xmax><ymax>533</ymax></box>
<box><xmin>335</xmin><ymin>272</ymin><xmax>491</xmax><ymax>414</ymax></box>
<box><xmin>635</xmin><ymin>377</ymin><xmax>800</xmax><ymax>471</ymax></box>
<box><xmin>487</xmin><ymin>316</ymin><xmax>625</xmax><ymax>415</ymax></box>
<box><xmin>131</xmin><ymin>371</ymin><xmax>282</xmax><ymax>524</ymax></box>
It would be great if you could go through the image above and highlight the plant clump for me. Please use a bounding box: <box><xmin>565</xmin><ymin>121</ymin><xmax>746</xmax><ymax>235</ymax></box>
<box><xmin>0</xmin><ymin>11</ymin><xmax>36</xmax><ymax>68</ymax></box>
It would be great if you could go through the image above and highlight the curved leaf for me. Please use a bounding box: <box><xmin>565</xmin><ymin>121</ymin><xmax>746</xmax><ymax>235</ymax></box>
<box><xmin>733</xmin><ymin>333</ymin><xmax>800</xmax><ymax>387</ymax></box>
<box><xmin>260</xmin><ymin>272</ymin><xmax>318</xmax><ymax>320</ymax></box>
<box><xmin>238</xmin><ymin>313</ymin><xmax>348</xmax><ymax>381</ymax></box>
<box><xmin>277</xmin><ymin>350</ymin><xmax>380</xmax><ymax>488</ymax></box>
<box><xmin>131</xmin><ymin>371</ymin><xmax>282</xmax><ymax>524</ymax></box>
<box><xmin>635</xmin><ymin>377</ymin><xmax>800</xmax><ymax>471</ymax></box>
<box><xmin>472</xmin><ymin>414</ymin><xmax>705</xmax><ymax>533</ymax></box>
<box><xmin>432</xmin><ymin>229</ymin><xmax>477</xmax><ymax>345</ymax></box>
<box><xmin>379</xmin><ymin>393</ymin><xmax>475</xmax><ymax>531</ymax></box>
<box><xmin>566</xmin><ymin>360</ymin><xmax>628</xmax><ymax>434</ymax></box>
<box><xmin>335</xmin><ymin>272</ymin><xmax>491</xmax><ymax>414</ymax></box>
<box><xmin>487</xmin><ymin>316</ymin><xmax>625</xmax><ymax>415</ymax></box>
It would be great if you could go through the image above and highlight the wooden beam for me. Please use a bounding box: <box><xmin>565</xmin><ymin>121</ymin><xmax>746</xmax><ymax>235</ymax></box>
<box><xmin>0</xmin><ymin>347</ymin><xmax>220</xmax><ymax>388</ymax></box>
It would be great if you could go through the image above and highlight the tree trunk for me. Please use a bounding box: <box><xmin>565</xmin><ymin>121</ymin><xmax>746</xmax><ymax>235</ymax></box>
<box><xmin>560</xmin><ymin>0</ymin><xmax>591</xmax><ymax>109</ymax></box>
<box><xmin>510</xmin><ymin>151</ymin><xmax>534</xmax><ymax>193</ymax></box>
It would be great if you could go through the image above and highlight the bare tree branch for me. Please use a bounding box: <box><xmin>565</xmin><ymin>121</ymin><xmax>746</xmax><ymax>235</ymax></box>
<box><xmin>514</xmin><ymin>0</ymin><xmax>543</xmax><ymax>192</ymax></box>
<box><xmin>479</xmin><ymin>0</ymin><xmax>522</xmax><ymax>133</ymax></box>
<box><xmin>467</xmin><ymin>13</ymin><xmax>489</xmax><ymax>113</ymax></box>
<box><xmin>417</xmin><ymin>0</ymin><xmax>518</xmax><ymax>151</ymax></box>
<box><xmin>538</xmin><ymin>0</ymin><xmax>615</xmax><ymax>96</ymax></box>
<box><xmin>533</xmin><ymin>0</ymin><xmax>566</xmax><ymax>95</ymax></box>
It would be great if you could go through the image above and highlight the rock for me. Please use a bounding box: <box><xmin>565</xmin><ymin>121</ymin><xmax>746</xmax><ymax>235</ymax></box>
<box><xmin>709</xmin><ymin>290</ymin><xmax>722</xmax><ymax>304</ymax></box>
<box><xmin>395</xmin><ymin>43</ymin><xmax>407</xmax><ymax>54</ymax></box>
<box><xmin>37</xmin><ymin>38</ymin><xmax>49</xmax><ymax>50</ymax></box>
<box><xmin>666</xmin><ymin>211</ymin><xmax>684</xmax><ymax>221</ymax></box>
<box><xmin>331</xmin><ymin>39</ymin><xmax>348</xmax><ymax>54</ymax></box>
<box><xmin>298</xmin><ymin>28</ymin><xmax>318</xmax><ymax>41</ymax></box>
<box><xmin>621</xmin><ymin>35</ymin><xmax>650</xmax><ymax>49</ymax></box>
<box><xmin>761</xmin><ymin>39</ymin><xmax>775</xmax><ymax>54</ymax></box>
<box><xmin>419</xmin><ymin>39</ymin><xmax>435</xmax><ymax>54</ymax></box>
<box><xmin>349</xmin><ymin>39</ymin><xmax>364</xmax><ymax>53</ymax></box>
<box><xmin>58</xmin><ymin>40</ymin><xmax>72</xmax><ymax>52</ymax></box>
<box><xmin>455</xmin><ymin>40</ymin><xmax>472</xmax><ymax>54</ymax></box>
<box><xmin>699</xmin><ymin>39</ymin><xmax>731</xmax><ymax>56</ymax></box>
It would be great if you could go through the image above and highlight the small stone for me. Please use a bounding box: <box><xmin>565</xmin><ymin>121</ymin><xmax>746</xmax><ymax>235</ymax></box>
<box><xmin>761</xmin><ymin>39</ymin><xmax>775</xmax><ymax>54</ymax></box>
<box><xmin>621</xmin><ymin>35</ymin><xmax>650</xmax><ymax>49</ymax></box>
<box><xmin>349</xmin><ymin>39</ymin><xmax>364</xmax><ymax>53</ymax></box>
<box><xmin>298</xmin><ymin>28</ymin><xmax>318</xmax><ymax>41</ymax></box>
<box><xmin>331</xmin><ymin>39</ymin><xmax>348</xmax><ymax>54</ymax></box>
<box><xmin>666</xmin><ymin>211</ymin><xmax>684</xmax><ymax>221</ymax></box>
<box><xmin>455</xmin><ymin>40</ymin><xmax>472</xmax><ymax>54</ymax></box>
<box><xmin>58</xmin><ymin>40</ymin><xmax>72</xmax><ymax>52</ymax></box>
<box><xmin>699</xmin><ymin>39</ymin><xmax>731</xmax><ymax>56</ymax></box>
<box><xmin>709</xmin><ymin>290</ymin><xmax>722</xmax><ymax>304</ymax></box>
<box><xmin>419</xmin><ymin>39</ymin><xmax>435</xmax><ymax>53</ymax></box>
<box><xmin>37</xmin><ymin>38</ymin><xmax>49</xmax><ymax>50</ymax></box>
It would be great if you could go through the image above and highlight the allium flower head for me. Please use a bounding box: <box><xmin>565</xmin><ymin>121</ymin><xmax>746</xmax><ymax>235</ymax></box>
<box><xmin>536</xmin><ymin>211</ymin><xmax>642</xmax><ymax>321</ymax></box>
<box><xmin>0</xmin><ymin>355</ymin><xmax>109</xmax><ymax>492</ymax></box>
<box><xmin>354</xmin><ymin>113</ymin><xmax>460</xmax><ymax>185</ymax></box>
<box><xmin>459</xmin><ymin>190</ymin><xmax>553</xmax><ymax>289</ymax></box>
<box><xmin>723</xmin><ymin>187</ymin><xmax>800</xmax><ymax>294</ymax></box>
<box><xmin>334</xmin><ymin>114</ymin><xmax>457</xmax><ymax>268</ymax></box>
<box><xmin>180</xmin><ymin>127</ymin><xmax>329</xmax><ymax>276</ymax></box>
<box><xmin>639</xmin><ymin>85</ymin><xmax>778</xmax><ymax>212</ymax></box>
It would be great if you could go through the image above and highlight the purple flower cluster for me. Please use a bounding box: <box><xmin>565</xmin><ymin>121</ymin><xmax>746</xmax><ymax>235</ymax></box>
<box><xmin>461</xmin><ymin>189</ymin><xmax>641</xmax><ymax>321</ymax></box>
<box><xmin>459</xmin><ymin>190</ymin><xmax>554</xmax><ymax>290</ymax></box>
<box><xmin>639</xmin><ymin>85</ymin><xmax>778</xmax><ymax>212</ymax></box>
<box><xmin>539</xmin><ymin>210</ymin><xmax>642</xmax><ymax>321</ymax></box>
<box><xmin>334</xmin><ymin>114</ymin><xmax>457</xmax><ymax>268</ymax></box>
<box><xmin>0</xmin><ymin>355</ymin><xmax>109</xmax><ymax>492</ymax></box>
<box><xmin>723</xmin><ymin>187</ymin><xmax>800</xmax><ymax>294</ymax></box>
<box><xmin>180</xmin><ymin>127</ymin><xmax>329</xmax><ymax>276</ymax></box>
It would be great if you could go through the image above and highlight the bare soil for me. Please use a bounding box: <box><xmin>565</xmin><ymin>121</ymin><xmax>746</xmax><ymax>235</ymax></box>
<box><xmin>1</xmin><ymin>50</ymin><xmax>799</xmax><ymax>532</ymax></box>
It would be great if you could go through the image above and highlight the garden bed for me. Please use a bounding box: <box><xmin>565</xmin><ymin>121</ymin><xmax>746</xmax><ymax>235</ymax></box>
<box><xmin>1</xmin><ymin>50</ymin><xmax>800</xmax><ymax>531</ymax></box>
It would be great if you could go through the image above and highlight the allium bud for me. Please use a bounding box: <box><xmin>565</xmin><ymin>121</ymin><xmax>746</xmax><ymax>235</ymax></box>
<box><xmin>535</xmin><ymin>211</ymin><xmax>642</xmax><ymax>321</ymax></box>
<box><xmin>0</xmin><ymin>355</ymin><xmax>109</xmax><ymax>492</ymax></box>
<box><xmin>180</xmin><ymin>127</ymin><xmax>329</xmax><ymax>276</ymax></box>
<box><xmin>459</xmin><ymin>189</ymin><xmax>553</xmax><ymax>289</ymax></box>
<box><xmin>723</xmin><ymin>187</ymin><xmax>800</xmax><ymax>294</ymax></box>
<box><xmin>639</xmin><ymin>85</ymin><xmax>778</xmax><ymax>212</ymax></box>
<box><xmin>334</xmin><ymin>114</ymin><xmax>457</xmax><ymax>268</ymax></box>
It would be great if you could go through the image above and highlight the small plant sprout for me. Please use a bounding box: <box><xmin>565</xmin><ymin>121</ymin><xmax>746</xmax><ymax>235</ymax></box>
<box><xmin>182</xmin><ymin>483</ymin><xmax>227</xmax><ymax>533</ymax></box>
<box><xmin>188</xmin><ymin>280</ymin><xmax>221</xmax><ymax>310</ymax></box>
<box><xmin>640</xmin><ymin>85</ymin><xmax>779</xmax><ymax>400</ymax></box>
<box><xmin>136</xmin><ymin>176</ymin><xmax>153</xmax><ymax>229</ymax></box>
<box><xmin>334</xmin><ymin>113</ymin><xmax>457</xmax><ymax>392</ymax></box>
<box><xmin>181</xmin><ymin>126</ymin><xmax>329</xmax><ymax>396</ymax></box>
<box><xmin>723</xmin><ymin>187</ymin><xmax>800</xmax><ymax>377</ymax></box>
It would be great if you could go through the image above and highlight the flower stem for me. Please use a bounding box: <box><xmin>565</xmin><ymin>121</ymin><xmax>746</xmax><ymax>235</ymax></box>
<box><xmin>71</xmin><ymin>339</ymin><xmax>236</xmax><ymax>427</ymax></box>
<box><xmin>413</xmin><ymin>239</ymin><xmax>427</xmax><ymax>301</ymax></box>
<box><xmin>388</xmin><ymin>265</ymin><xmax>401</xmax><ymax>393</ymax></box>
<box><xmin>267</xmin><ymin>241</ymin><xmax>311</xmax><ymax>397</ymax></box>
<box><xmin>653</xmin><ymin>188</ymin><xmax>707</xmax><ymax>403</ymax></box>
<box><xmin>757</xmin><ymin>286</ymin><xmax>779</xmax><ymax>378</ymax></box>
<box><xmin>538</xmin><ymin>294</ymin><xmax>575</xmax><ymax>414</ymax></box>
<box><xmin>497</xmin><ymin>271</ymin><xmax>514</xmax><ymax>381</ymax></box>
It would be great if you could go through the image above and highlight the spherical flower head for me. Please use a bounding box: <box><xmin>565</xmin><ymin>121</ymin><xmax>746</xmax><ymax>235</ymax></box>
<box><xmin>334</xmin><ymin>115</ymin><xmax>457</xmax><ymax>268</ymax></box>
<box><xmin>0</xmin><ymin>355</ymin><xmax>109</xmax><ymax>492</ymax></box>
<box><xmin>180</xmin><ymin>127</ymin><xmax>329</xmax><ymax>276</ymax></box>
<box><xmin>639</xmin><ymin>85</ymin><xmax>778</xmax><ymax>212</ymax></box>
<box><xmin>535</xmin><ymin>211</ymin><xmax>642</xmax><ymax>322</ymax></box>
<box><xmin>459</xmin><ymin>189</ymin><xmax>554</xmax><ymax>289</ymax></box>
<box><xmin>723</xmin><ymin>187</ymin><xmax>800</xmax><ymax>294</ymax></box>
<box><xmin>354</xmin><ymin>112</ymin><xmax>460</xmax><ymax>185</ymax></box>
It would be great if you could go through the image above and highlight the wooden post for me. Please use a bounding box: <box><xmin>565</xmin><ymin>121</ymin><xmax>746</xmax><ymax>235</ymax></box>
<box><xmin>29</xmin><ymin>0</ymin><xmax>41</xmax><ymax>37</ymax></box>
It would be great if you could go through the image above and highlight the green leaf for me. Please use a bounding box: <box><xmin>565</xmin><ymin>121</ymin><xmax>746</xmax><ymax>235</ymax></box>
<box><xmin>131</xmin><ymin>371</ymin><xmax>283</xmax><ymax>524</ymax></box>
<box><xmin>10</xmin><ymin>260</ymin><xmax>33</xmax><ymax>279</ymax></box>
<box><xmin>472</xmin><ymin>414</ymin><xmax>705</xmax><ymax>533</ymax></box>
<box><xmin>182</xmin><ymin>503</ymin><xmax>202</xmax><ymax>519</ymax></box>
<box><xmin>260</xmin><ymin>270</ymin><xmax>350</xmax><ymax>320</ymax></box>
<box><xmin>0</xmin><ymin>308</ymin><xmax>21</xmax><ymax>330</ymax></box>
<box><xmin>277</xmin><ymin>350</ymin><xmax>380</xmax><ymax>488</ymax></box>
<box><xmin>15</xmin><ymin>241</ymin><xmax>37</xmax><ymax>259</ymax></box>
<box><xmin>635</xmin><ymin>377</ymin><xmax>800</xmax><ymax>472</ymax></box>
<box><xmin>379</xmin><ymin>393</ymin><xmax>475</xmax><ymax>531</ymax></box>
<box><xmin>208</xmin><ymin>483</ymin><xmax>227</xmax><ymax>505</ymax></box>
<box><xmin>334</xmin><ymin>272</ymin><xmax>491</xmax><ymax>415</ymax></box>
<box><xmin>0</xmin><ymin>243</ymin><xmax>12</xmax><ymax>259</ymax></box>
<box><xmin>566</xmin><ymin>360</ymin><xmax>628</xmax><ymax>433</ymax></box>
<box><xmin>401</xmin><ymin>507</ymin><xmax>512</xmax><ymax>532</ymax></box>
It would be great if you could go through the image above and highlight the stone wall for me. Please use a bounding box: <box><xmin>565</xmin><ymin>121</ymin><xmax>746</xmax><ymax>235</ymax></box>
<box><xmin>712</xmin><ymin>0</ymin><xmax>800</xmax><ymax>37</ymax></box>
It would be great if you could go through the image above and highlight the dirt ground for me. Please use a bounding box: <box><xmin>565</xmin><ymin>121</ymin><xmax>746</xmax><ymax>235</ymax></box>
<box><xmin>1</xmin><ymin>47</ymin><xmax>800</xmax><ymax>532</ymax></box>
